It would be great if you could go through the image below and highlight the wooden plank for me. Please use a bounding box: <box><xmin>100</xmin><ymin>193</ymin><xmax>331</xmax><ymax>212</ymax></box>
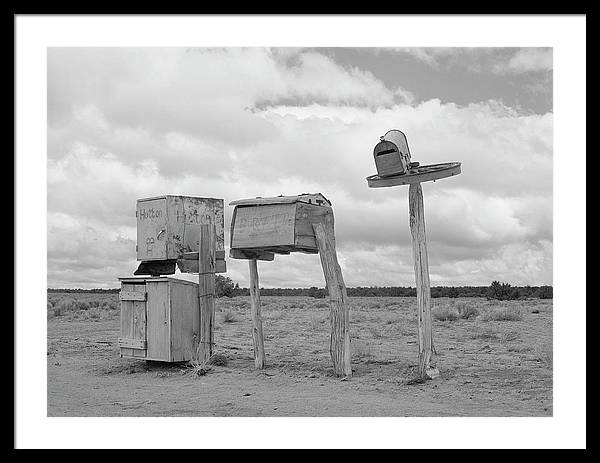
<box><xmin>409</xmin><ymin>183</ymin><xmax>438</xmax><ymax>380</ymax></box>
<box><xmin>182</xmin><ymin>250</ymin><xmax>226</xmax><ymax>260</ymax></box>
<box><xmin>136</xmin><ymin>197</ymin><xmax>168</xmax><ymax>260</ymax></box>
<box><xmin>119</xmin><ymin>290</ymin><xmax>147</xmax><ymax>301</ymax></box>
<box><xmin>313</xmin><ymin>215</ymin><xmax>352</xmax><ymax>378</ymax></box>
<box><xmin>146</xmin><ymin>281</ymin><xmax>170</xmax><ymax>361</ymax></box>
<box><xmin>294</xmin><ymin>202</ymin><xmax>332</xmax><ymax>250</ymax></box>
<box><xmin>367</xmin><ymin>162</ymin><xmax>461</xmax><ymax>188</ymax></box>
<box><xmin>169</xmin><ymin>280</ymin><xmax>199</xmax><ymax>362</ymax></box>
<box><xmin>118</xmin><ymin>338</ymin><xmax>147</xmax><ymax>349</ymax></box>
<box><xmin>229</xmin><ymin>193</ymin><xmax>330</xmax><ymax>207</ymax></box>
<box><xmin>231</xmin><ymin>203</ymin><xmax>296</xmax><ymax>249</ymax></box>
<box><xmin>198</xmin><ymin>224</ymin><xmax>216</xmax><ymax>363</ymax></box>
<box><xmin>229</xmin><ymin>249</ymin><xmax>275</xmax><ymax>261</ymax></box>
<box><xmin>249</xmin><ymin>259</ymin><xmax>266</xmax><ymax>369</ymax></box>
<box><xmin>177</xmin><ymin>258</ymin><xmax>227</xmax><ymax>274</ymax></box>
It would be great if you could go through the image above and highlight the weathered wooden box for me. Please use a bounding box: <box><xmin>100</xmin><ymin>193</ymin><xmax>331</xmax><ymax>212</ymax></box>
<box><xmin>229</xmin><ymin>193</ymin><xmax>332</xmax><ymax>259</ymax></box>
<box><xmin>118</xmin><ymin>277</ymin><xmax>199</xmax><ymax>362</ymax></box>
<box><xmin>135</xmin><ymin>195</ymin><xmax>226</xmax><ymax>274</ymax></box>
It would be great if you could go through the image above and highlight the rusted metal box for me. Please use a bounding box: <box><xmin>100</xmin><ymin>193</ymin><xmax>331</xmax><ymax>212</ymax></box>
<box><xmin>118</xmin><ymin>277</ymin><xmax>199</xmax><ymax>362</ymax></box>
<box><xmin>229</xmin><ymin>193</ymin><xmax>332</xmax><ymax>259</ymax></box>
<box><xmin>373</xmin><ymin>129</ymin><xmax>412</xmax><ymax>177</ymax></box>
<box><xmin>135</xmin><ymin>195</ymin><xmax>226</xmax><ymax>274</ymax></box>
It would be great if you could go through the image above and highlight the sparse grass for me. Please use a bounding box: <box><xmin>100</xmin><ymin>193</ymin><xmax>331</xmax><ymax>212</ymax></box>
<box><xmin>472</xmin><ymin>327</ymin><xmax>499</xmax><ymax>340</ymax></box>
<box><xmin>433</xmin><ymin>306</ymin><xmax>459</xmax><ymax>321</ymax></box>
<box><xmin>482</xmin><ymin>307</ymin><xmax>523</xmax><ymax>322</ymax></box>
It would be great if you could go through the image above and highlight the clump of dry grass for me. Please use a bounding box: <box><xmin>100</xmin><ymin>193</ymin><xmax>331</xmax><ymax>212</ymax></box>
<box><xmin>482</xmin><ymin>307</ymin><xmax>523</xmax><ymax>322</ymax></box>
<box><xmin>433</xmin><ymin>306</ymin><xmax>459</xmax><ymax>321</ymax></box>
<box><xmin>207</xmin><ymin>353</ymin><xmax>229</xmax><ymax>366</ymax></box>
<box><xmin>500</xmin><ymin>330</ymin><xmax>520</xmax><ymax>342</ymax></box>
<box><xmin>456</xmin><ymin>302</ymin><xmax>479</xmax><ymax>319</ymax></box>
<box><xmin>221</xmin><ymin>309</ymin><xmax>238</xmax><ymax>323</ymax></box>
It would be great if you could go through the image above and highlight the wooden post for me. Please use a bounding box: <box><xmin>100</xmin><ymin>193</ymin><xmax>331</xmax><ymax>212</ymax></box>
<box><xmin>408</xmin><ymin>183</ymin><xmax>438</xmax><ymax>380</ymax></box>
<box><xmin>198</xmin><ymin>224</ymin><xmax>216</xmax><ymax>363</ymax></box>
<box><xmin>249</xmin><ymin>259</ymin><xmax>266</xmax><ymax>369</ymax></box>
<box><xmin>313</xmin><ymin>213</ymin><xmax>352</xmax><ymax>378</ymax></box>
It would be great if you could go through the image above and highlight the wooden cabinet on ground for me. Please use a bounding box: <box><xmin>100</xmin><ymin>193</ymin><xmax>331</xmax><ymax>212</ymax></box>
<box><xmin>229</xmin><ymin>193</ymin><xmax>333</xmax><ymax>260</ymax></box>
<box><xmin>118</xmin><ymin>276</ymin><xmax>199</xmax><ymax>362</ymax></box>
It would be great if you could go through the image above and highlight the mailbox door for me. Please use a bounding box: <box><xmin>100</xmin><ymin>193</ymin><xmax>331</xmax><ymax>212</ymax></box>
<box><xmin>137</xmin><ymin>197</ymin><xmax>168</xmax><ymax>260</ymax></box>
<box><xmin>119</xmin><ymin>282</ymin><xmax>148</xmax><ymax>358</ymax></box>
<box><xmin>145</xmin><ymin>280</ymin><xmax>171</xmax><ymax>361</ymax></box>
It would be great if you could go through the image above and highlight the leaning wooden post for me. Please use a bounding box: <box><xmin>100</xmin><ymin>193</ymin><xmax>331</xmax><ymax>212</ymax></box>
<box><xmin>313</xmin><ymin>212</ymin><xmax>352</xmax><ymax>378</ymax></box>
<box><xmin>198</xmin><ymin>223</ymin><xmax>216</xmax><ymax>363</ymax></box>
<box><xmin>249</xmin><ymin>259</ymin><xmax>266</xmax><ymax>369</ymax></box>
<box><xmin>409</xmin><ymin>183</ymin><xmax>438</xmax><ymax>380</ymax></box>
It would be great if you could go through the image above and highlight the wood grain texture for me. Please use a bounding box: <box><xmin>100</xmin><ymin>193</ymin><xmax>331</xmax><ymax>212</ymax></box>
<box><xmin>169</xmin><ymin>280</ymin><xmax>199</xmax><ymax>362</ymax></box>
<box><xmin>249</xmin><ymin>259</ymin><xmax>266</xmax><ymax>369</ymax></box>
<box><xmin>146</xmin><ymin>281</ymin><xmax>170</xmax><ymax>361</ymax></box>
<box><xmin>409</xmin><ymin>183</ymin><xmax>437</xmax><ymax>380</ymax></box>
<box><xmin>119</xmin><ymin>283</ymin><xmax>148</xmax><ymax>359</ymax></box>
<box><xmin>231</xmin><ymin>203</ymin><xmax>296</xmax><ymax>249</ymax></box>
<box><xmin>313</xmin><ymin>216</ymin><xmax>352</xmax><ymax>377</ymax></box>
<box><xmin>198</xmin><ymin>224</ymin><xmax>216</xmax><ymax>363</ymax></box>
<box><xmin>229</xmin><ymin>249</ymin><xmax>275</xmax><ymax>261</ymax></box>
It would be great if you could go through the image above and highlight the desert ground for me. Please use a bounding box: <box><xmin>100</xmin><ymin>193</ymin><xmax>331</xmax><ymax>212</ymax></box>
<box><xmin>47</xmin><ymin>293</ymin><xmax>552</xmax><ymax>416</ymax></box>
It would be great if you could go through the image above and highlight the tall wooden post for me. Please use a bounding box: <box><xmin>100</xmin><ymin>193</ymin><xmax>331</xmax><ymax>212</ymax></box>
<box><xmin>249</xmin><ymin>259</ymin><xmax>266</xmax><ymax>369</ymax></box>
<box><xmin>198</xmin><ymin>224</ymin><xmax>216</xmax><ymax>363</ymax></box>
<box><xmin>313</xmin><ymin>213</ymin><xmax>352</xmax><ymax>378</ymax></box>
<box><xmin>409</xmin><ymin>183</ymin><xmax>438</xmax><ymax>380</ymax></box>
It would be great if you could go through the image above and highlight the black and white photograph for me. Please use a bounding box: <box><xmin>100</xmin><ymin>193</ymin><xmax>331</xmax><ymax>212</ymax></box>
<box><xmin>15</xmin><ymin>15</ymin><xmax>586</xmax><ymax>449</ymax></box>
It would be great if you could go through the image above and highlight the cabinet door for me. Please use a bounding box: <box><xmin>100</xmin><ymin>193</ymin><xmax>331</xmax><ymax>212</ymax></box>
<box><xmin>119</xmin><ymin>283</ymin><xmax>147</xmax><ymax>357</ymax></box>
<box><xmin>137</xmin><ymin>197</ymin><xmax>168</xmax><ymax>260</ymax></box>
<box><xmin>145</xmin><ymin>281</ymin><xmax>171</xmax><ymax>361</ymax></box>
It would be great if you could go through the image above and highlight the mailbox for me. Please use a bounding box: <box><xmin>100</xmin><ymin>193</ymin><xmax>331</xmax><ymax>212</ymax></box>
<box><xmin>229</xmin><ymin>193</ymin><xmax>332</xmax><ymax>259</ymax></box>
<box><xmin>118</xmin><ymin>276</ymin><xmax>199</xmax><ymax>362</ymax></box>
<box><xmin>373</xmin><ymin>129</ymin><xmax>414</xmax><ymax>177</ymax></box>
<box><xmin>135</xmin><ymin>195</ymin><xmax>226</xmax><ymax>275</ymax></box>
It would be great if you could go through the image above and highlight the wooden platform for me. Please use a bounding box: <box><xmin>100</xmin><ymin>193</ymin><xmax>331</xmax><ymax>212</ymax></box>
<box><xmin>366</xmin><ymin>162</ymin><xmax>461</xmax><ymax>188</ymax></box>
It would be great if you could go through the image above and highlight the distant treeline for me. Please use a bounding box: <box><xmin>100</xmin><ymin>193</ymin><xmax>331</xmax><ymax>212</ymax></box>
<box><xmin>48</xmin><ymin>282</ymin><xmax>552</xmax><ymax>300</ymax></box>
<box><xmin>226</xmin><ymin>284</ymin><xmax>552</xmax><ymax>299</ymax></box>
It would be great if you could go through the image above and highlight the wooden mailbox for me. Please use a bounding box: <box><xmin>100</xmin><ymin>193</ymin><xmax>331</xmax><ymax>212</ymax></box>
<box><xmin>118</xmin><ymin>276</ymin><xmax>199</xmax><ymax>362</ymax></box>
<box><xmin>135</xmin><ymin>195</ymin><xmax>226</xmax><ymax>275</ymax></box>
<box><xmin>228</xmin><ymin>193</ymin><xmax>351</xmax><ymax>377</ymax></box>
<box><xmin>229</xmin><ymin>193</ymin><xmax>332</xmax><ymax>260</ymax></box>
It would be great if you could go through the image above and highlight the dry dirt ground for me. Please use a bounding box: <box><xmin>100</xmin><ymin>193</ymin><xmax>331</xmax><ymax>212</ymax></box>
<box><xmin>47</xmin><ymin>294</ymin><xmax>552</xmax><ymax>416</ymax></box>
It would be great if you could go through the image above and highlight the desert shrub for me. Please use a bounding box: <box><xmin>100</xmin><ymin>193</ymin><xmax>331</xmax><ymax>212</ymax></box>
<box><xmin>433</xmin><ymin>306</ymin><xmax>459</xmax><ymax>321</ymax></box>
<box><xmin>456</xmin><ymin>302</ymin><xmax>479</xmax><ymax>319</ymax></box>
<box><xmin>308</xmin><ymin>287</ymin><xmax>326</xmax><ymax>299</ymax></box>
<box><xmin>482</xmin><ymin>307</ymin><xmax>523</xmax><ymax>322</ymax></box>
<box><xmin>537</xmin><ymin>286</ymin><xmax>553</xmax><ymax>299</ymax></box>
<box><xmin>221</xmin><ymin>309</ymin><xmax>238</xmax><ymax>323</ymax></box>
<box><xmin>215</xmin><ymin>275</ymin><xmax>236</xmax><ymax>298</ymax></box>
<box><xmin>88</xmin><ymin>307</ymin><xmax>101</xmax><ymax>320</ymax></box>
<box><xmin>487</xmin><ymin>281</ymin><xmax>521</xmax><ymax>301</ymax></box>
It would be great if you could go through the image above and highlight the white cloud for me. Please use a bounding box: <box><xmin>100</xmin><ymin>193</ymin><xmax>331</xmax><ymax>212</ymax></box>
<box><xmin>47</xmin><ymin>47</ymin><xmax>553</xmax><ymax>288</ymax></box>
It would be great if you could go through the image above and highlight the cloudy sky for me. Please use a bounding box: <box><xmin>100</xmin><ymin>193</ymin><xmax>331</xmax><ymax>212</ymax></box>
<box><xmin>47</xmin><ymin>47</ymin><xmax>553</xmax><ymax>289</ymax></box>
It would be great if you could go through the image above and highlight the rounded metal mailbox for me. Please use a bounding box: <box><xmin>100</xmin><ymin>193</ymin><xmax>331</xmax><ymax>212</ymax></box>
<box><xmin>373</xmin><ymin>129</ymin><xmax>412</xmax><ymax>177</ymax></box>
